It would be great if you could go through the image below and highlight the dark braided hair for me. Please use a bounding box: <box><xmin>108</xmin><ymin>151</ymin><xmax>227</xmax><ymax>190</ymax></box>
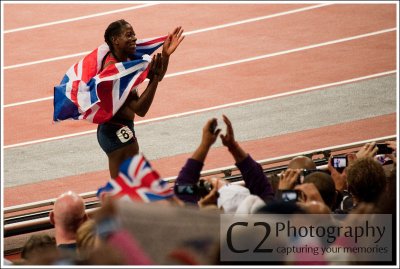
<box><xmin>104</xmin><ymin>19</ymin><xmax>130</xmax><ymax>52</ymax></box>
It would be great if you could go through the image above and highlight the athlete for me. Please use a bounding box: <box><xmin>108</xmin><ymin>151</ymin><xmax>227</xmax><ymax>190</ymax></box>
<box><xmin>97</xmin><ymin>19</ymin><xmax>184</xmax><ymax>178</ymax></box>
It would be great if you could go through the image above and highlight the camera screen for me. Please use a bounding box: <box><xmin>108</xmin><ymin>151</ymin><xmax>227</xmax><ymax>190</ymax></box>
<box><xmin>175</xmin><ymin>185</ymin><xmax>195</xmax><ymax>195</ymax></box>
<box><xmin>281</xmin><ymin>191</ymin><xmax>298</xmax><ymax>202</ymax></box>
<box><xmin>333</xmin><ymin>157</ymin><xmax>347</xmax><ymax>168</ymax></box>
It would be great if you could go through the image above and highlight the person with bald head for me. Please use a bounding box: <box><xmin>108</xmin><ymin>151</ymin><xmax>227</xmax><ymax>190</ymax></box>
<box><xmin>288</xmin><ymin>156</ymin><xmax>317</xmax><ymax>170</ymax></box>
<box><xmin>50</xmin><ymin>191</ymin><xmax>88</xmax><ymax>253</ymax></box>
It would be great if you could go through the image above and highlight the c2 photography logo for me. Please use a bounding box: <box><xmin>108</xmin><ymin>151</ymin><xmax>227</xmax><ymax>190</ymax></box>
<box><xmin>220</xmin><ymin>214</ymin><xmax>392</xmax><ymax>264</ymax></box>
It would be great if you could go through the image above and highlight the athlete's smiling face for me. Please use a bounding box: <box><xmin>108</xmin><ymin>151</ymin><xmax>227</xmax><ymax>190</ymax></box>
<box><xmin>113</xmin><ymin>24</ymin><xmax>137</xmax><ymax>56</ymax></box>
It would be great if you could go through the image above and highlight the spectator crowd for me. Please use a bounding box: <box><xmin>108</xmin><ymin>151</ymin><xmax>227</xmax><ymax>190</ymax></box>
<box><xmin>5</xmin><ymin>115</ymin><xmax>397</xmax><ymax>266</ymax></box>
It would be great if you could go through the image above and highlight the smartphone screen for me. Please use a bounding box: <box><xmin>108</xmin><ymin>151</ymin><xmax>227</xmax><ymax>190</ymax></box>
<box><xmin>331</xmin><ymin>156</ymin><xmax>347</xmax><ymax>173</ymax></box>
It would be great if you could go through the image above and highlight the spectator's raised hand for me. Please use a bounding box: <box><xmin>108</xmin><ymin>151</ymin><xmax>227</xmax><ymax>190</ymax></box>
<box><xmin>356</xmin><ymin>142</ymin><xmax>378</xmax><ymax>159</ymax></box>
<box><xmin>219</xmin><ymin>114</ymin><xmax>248</xmax><ymax>163</ymax></box>
<box><xmin>327</xmin><ymin>155</ymin><xmax>348</xmax><ymax>192</ymax></box>
<box><xmin>220</xmin><ymin>114</ymin><xmax>237</xmax><ymax>150</ymax></box>
<box><xmin>201</xmin><ymin>118</ymin><xmax>221</xmax><ymax>148</ymax></box>
<box><xmin>385</xmin><ymin>140</ymin><xmax>397</xmax><ymax>151</ymax></box>
<box><xmin>191</xmin><ymin>118</ymin><xmax>221</xmax><ymax>163</ymax></box>
<box><xmin>278</xmin><ymin>169</ymin><xmax>301</xmax><ymax>190</ymax></box>
<box><xmin>385</xmin><ymin>140</ymin><xmax>397</xmax><ymax>164</ymax></box>
<box><xmin>162</xmin><ymin>26</ymin><xmax>185</xmax><ymax>57</ymax></box>
<box><xmin>346</xmin><ymin>152</ymin><xmax>357</xmax><ymax>166</ymax></box>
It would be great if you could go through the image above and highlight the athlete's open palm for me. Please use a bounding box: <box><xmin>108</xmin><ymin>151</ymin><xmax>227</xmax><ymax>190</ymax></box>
<box><xmin>162</xmin><ymin>26</ymin><xmax>185</xmax><ymax>57</ymax></box>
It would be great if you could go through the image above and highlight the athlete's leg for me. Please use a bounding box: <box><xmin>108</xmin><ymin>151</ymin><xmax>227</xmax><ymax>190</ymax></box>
<box><xmin>107</xmin><ymin>140</ymin><xmax>139</xmax><ymax>178</ymax></box>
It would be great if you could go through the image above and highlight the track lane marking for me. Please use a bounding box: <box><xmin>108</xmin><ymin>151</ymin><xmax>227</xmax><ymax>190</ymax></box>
<box><xmin>3</xmin><ymin>70</ymin><xmax>396</xmax><ymax>149</ymax></box>
<box><xmin>4</xmin><ymin>3</ymin><xmax>158</xmax><ymax>34</ymax></box>
<box><xmin>4</xmin><ymin>3</ymin><xmax>331</xmax><ymax>70</ymax></box>
<box><xmin>4</xmin><ymin>27</ymin><xmax>396</xmax><ymax>108</ymax></box>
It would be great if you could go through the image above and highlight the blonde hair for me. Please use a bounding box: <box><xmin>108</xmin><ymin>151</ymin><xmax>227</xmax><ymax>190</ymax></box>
<box><xmin>76</xmin><ymin>219</ymin><xmax>97</xmax><ymax>253</ymax></box>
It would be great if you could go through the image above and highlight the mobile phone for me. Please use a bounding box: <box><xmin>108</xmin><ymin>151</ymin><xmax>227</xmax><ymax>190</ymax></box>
<box><xmin>376</xmin><ymin>143</ymin><xmax>393</xmax><ymax>154</ymax></box>
<box><xmin>209</xmin><ymin>119</ymin><xmax>218</xmax><ymax>134</ymax></box>
<box><xmin>280</xmin><ymin>190</ymin><xmax>300</xmax><ymax>202</ymax></box>
<box><xmin>331</xmin><ymin>156</ymin><xmax>347</xmax><ymax>173</ymax></box>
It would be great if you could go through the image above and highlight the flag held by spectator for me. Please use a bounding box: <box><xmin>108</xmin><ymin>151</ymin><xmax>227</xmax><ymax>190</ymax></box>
<box><xmin>97</xmin><ymin>153</ymin><xmax>174</xmax><ymax>203</ymax></box>
<box><xmin>53</xmin><ymin>36</ymin><xmax>167</xmax><ymax>124</ymax></box>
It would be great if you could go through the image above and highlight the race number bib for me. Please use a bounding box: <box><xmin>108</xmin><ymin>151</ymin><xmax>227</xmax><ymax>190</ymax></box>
<box><xmin>116</xmin><ymin>126</ymin><xmax>134</xmax><ymax>143</ymax></box>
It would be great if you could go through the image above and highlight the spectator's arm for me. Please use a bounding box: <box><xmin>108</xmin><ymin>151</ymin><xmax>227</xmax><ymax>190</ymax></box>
<box><xmin>236</xmin><ymin>154</ymin><xmax>274</xmax><ymax>202</ymax></box>
<box><xmin>220</xmin><ymin>114</ymin><xmax>274</xmax><ymax>201</ymax></box>
<box><xmin>174</xmin><ymin>159</ymin><xmax>204</xmax><ymax>204</ymax></box>
<box><xmin>174</xmin><ymin>118</ymin><xmax>221</xmax><ymax>203</ymax></box>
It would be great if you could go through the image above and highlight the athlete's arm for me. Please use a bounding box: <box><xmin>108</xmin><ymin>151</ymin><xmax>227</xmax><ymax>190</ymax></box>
<box><xmin>117</xmin><ymin>53</ymin><xmax>162</xmax><ymax>119</ymax></box>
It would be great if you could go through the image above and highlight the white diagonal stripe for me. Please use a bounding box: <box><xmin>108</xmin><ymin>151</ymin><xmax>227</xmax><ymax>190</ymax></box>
<box><xmin>4</xmin><ymin>3</ymin><xmax>331</xmax><ymax>70</ymax></box>
<box><xmin>3</xmin><ymin>70</ymin><xmax>396</xmax><ymax>149</ymax></box>
<box><xmin>4</xmin><ymin>28</ymin><xmax>396</xmax><ymax>108</ymax></box>
<box><xmin>4</xmin><ymin>3</ymin><xmax>158</xmax><ymax>34</ymax></box>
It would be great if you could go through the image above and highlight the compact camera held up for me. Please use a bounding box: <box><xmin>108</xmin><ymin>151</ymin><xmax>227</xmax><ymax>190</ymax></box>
<box><xmin>174</xmin><ymin>179</ymin><xmax>214</xmax><ymax>198</ymax></box>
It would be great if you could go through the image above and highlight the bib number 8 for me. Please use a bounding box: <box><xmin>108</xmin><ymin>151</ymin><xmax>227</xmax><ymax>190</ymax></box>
<box><xmin>116</xmin><ymin>126</ymin><xmax>134</xmax><ymax>143</ymax></box>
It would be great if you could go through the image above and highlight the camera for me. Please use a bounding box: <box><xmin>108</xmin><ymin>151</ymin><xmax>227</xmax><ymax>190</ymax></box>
<box><xmin>302</xmin><ymin>169</ymin><xmax>319</xmax><ymax>177</ymax></box>
<box><xmin>376</xmin><ymin>143</ymin><xmax>393</xmax><ymax>154</ymax></box>
<box><xmin>174</xmin><ymin>179</ymin><xmax>213</xmax><ymax>198</ymax></box>
<box><xmin>296</xmin><ymin>169</ymin><xmax>319</xmax><ymax>184</ymax></box>
<box><xmin>331</xmin><ymin>155</ymin><xmax>347</xmax><ymax>173</ymax></box>
<box><xmin>280</xmin><ymin>190</ymin><xmax>300</xmax><ymax>202</ymax></box>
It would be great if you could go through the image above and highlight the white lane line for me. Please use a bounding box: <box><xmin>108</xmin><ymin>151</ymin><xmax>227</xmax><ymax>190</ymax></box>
<box><xmin>4</xmin><ymin>3</ymin><xmax>158</xmax><ymax>34</ymax></box>
<box><xmin>183</xmin><ymin>3</ymin><xmax>332</xmax><ymax>36</ymax></box>
<box><xmin>4</xmin><ymin>3</ymin><xmax>331</xmax><ymax>70</ymax></box>
<box><xmin>5</xmin><ymin>96</ymin><xmax>54</xmax><ymax>108</ymax></box>
<box><xmin>4</xmin><ymin>51</ymin><xmax>91</xmax><ymax>70</ymax></box>
<box><xmin>4</xmin><ymin>70</ymin><xmax>396</xmax><ymax>149</ymax></box>
<box><xmin>165</xmin><ymin>28</ymin><xmax>396</xmax><ymax>78</ymax></box>
<box><xmin>4</xmin><ymin>27</ymin><xmax>396</xmax><ymax>108</ymax></box>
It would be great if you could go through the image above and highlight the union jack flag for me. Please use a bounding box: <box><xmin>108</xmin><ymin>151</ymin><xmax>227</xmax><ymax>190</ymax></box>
<box><xmin>53</xmin><ymin>36</ymin><xmax>167</xmax><ymax>124</ymax></box>
<box><xmin>96</xmin><ymin>153</ymin><xmax>174</xmax><ymax>203</ymax></box>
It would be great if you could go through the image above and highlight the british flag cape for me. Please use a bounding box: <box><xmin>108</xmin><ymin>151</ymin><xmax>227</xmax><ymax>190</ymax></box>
<box><xmin>96</xmin><ymin>153</ymin><xmax>174</xmax><ymax>203</ymax></box>
<box><xmin>53</xmin><ymin>36</ymin><xmax>167</xmax><ymax>124</ymax></box>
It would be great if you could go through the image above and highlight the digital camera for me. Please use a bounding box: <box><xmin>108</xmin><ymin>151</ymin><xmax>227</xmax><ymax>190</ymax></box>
<box><xmin>280</xmin><ymin>190</ymin><xmax>301</xmax><ymax>202</ymax></box>
<box><xmin>174</xmin><ymin>179</ymin><xmax>213</xmax><ymax>197</ymax></box>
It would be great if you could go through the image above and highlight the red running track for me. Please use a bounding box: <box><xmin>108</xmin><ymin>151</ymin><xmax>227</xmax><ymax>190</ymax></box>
<box><xmin>2</xmin><ymin>3</ymin><xmax>397</xmax><ymax>207</ymax></box>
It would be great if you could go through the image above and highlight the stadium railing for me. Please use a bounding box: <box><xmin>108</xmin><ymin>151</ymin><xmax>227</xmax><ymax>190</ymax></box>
<box><xmin>3</xmin><ymin>135</ymin><xmax>396</xmax><ymax>246</ymax></box>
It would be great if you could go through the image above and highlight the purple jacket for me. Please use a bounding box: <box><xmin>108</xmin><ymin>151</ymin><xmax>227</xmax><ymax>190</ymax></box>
<box><xmin>174</xmin><ymin>155</ymin><xmax>274</xmax><ymax>204</ymax></box>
